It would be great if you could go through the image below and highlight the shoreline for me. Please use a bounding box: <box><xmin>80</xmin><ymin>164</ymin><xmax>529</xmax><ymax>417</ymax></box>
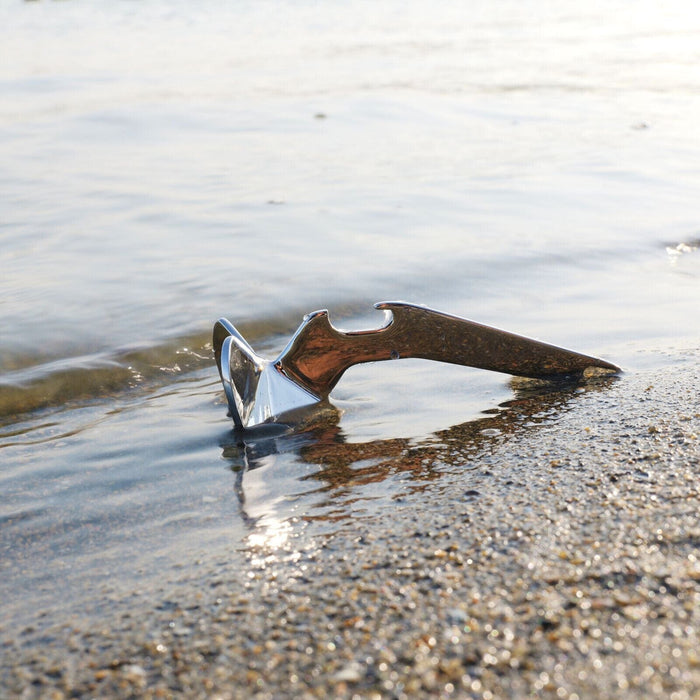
<box><xmin>2</xmin><ymin>351</ymin><xmax>699</xmax><ymax>699</ymax></box>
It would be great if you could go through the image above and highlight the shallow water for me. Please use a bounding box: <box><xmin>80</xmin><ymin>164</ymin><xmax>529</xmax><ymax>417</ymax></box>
<box><xmin>1</xmin><ymin>0</ymin><xmax>700</xmax><ymax>633</ymax></box>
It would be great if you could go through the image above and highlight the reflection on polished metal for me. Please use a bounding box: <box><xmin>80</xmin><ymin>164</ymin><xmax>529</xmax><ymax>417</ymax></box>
<box><xmin>213</xmin><ymin>301</ymin><xmax>620</xmax><ymax>429</ymax></box>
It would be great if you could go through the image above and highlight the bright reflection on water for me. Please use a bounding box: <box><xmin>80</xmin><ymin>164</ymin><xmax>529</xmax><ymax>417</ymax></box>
<box><xmin>247</xmin><ymin>519</ymin><xmax>293</xmax><ymax>553</ymax></box>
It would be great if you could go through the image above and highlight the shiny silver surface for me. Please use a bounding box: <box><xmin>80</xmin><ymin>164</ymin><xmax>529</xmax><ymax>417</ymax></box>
<box><xmin>213</xmin><ymin>302</ymin><xmax>620</xmax><ymax>429</ymax></box>
<box><xmin>213</xmin><ymin>318</ymin><xmax>318</xmax><ymax>429</ymax></box>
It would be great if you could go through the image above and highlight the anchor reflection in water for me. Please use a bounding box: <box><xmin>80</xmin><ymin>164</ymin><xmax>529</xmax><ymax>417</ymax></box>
<box><xmin>220</xmin><ymin>374</ymin><xmax>618</xmax><ymax>529</ymax></box>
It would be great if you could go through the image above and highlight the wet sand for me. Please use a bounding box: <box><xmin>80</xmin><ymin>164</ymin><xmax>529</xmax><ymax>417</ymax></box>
<box><xmin>2</xmin><ymin>349</ymin><xmax>699</xmax><ymax>699</ymax></box>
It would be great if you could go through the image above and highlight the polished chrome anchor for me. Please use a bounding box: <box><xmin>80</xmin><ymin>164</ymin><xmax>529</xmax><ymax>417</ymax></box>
<box><xmin>213</xmin><ymin>302</ymin><xmax>620</xmax><ymax>429</ymax></box>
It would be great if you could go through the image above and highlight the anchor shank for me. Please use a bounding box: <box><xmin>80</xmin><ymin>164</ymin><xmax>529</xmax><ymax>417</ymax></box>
<box><xmin>277</xmin><ymin>302</ymin><xmax>619</xmax><ymax>397</ymax></box>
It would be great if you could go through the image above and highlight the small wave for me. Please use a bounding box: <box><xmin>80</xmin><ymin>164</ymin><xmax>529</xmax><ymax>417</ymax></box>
<box><xmin>0</xmin><ymin>331</ymin><xmax>216</xmax><ymax>422</ymax></box>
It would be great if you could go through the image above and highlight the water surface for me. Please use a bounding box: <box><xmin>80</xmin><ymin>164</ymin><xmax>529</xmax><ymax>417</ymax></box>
<box><xmin>1</xmin><ymin>0</ymin><xmax>699</xmax><ymax>637</ymax></box>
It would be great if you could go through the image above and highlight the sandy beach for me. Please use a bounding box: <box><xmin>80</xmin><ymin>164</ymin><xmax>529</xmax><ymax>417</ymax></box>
<box><xmin>3</xmin><ymin>348</ymin><xmax>698</xmax><ymax>699</ymax></box>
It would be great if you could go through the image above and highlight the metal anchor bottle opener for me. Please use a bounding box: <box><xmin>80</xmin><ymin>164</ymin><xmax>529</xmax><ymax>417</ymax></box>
<box><xmin>213</xmin><ymin>301</ymin><xmax>620</xmax><ymax>430</ymax></box>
